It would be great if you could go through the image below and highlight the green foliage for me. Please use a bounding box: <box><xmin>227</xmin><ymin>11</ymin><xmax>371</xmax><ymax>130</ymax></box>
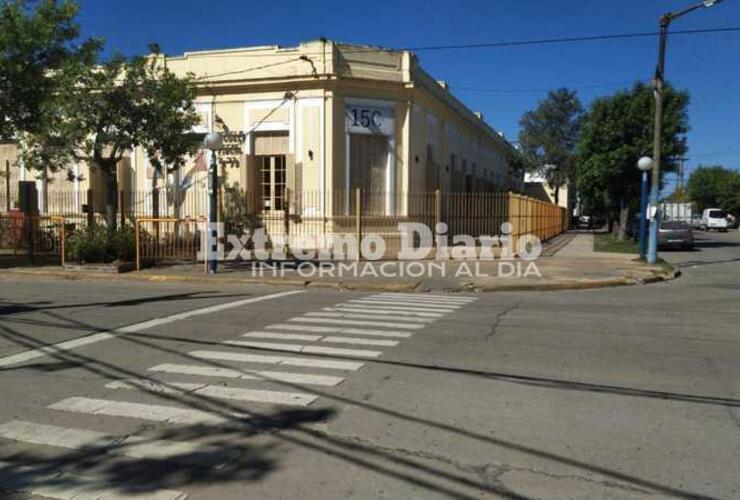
<box><xmin>23</xmin><ymin>51</ymin><xmax>201</xmax><ymax>230</ymax></box>
<box><xmin>0</xmin><ymin>0</ymin><xmax>101</xmax><ymax>140</ymax></box>
<box><xmin>66</xmin><ymin>224</ymin><xmax>137</xmax><ymax>263</ymax></box>
<box><xmin>518</xmin><ymin>88</ymin><xmax>583</xmax><ymax>192</ymax></box>
<box><xmin>687</xmin><ymin>165</ymin><xmax>740</xmax><ymax>215</ymax></box>
<box><xmin>576</xmin><ymin>82</ymin><xmax>689</xmax><ymax>218</ymax></box>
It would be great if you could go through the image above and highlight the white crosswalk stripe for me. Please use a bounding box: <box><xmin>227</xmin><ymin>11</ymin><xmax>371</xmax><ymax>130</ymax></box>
<box><xmin>106</xmin><ymin>380</ymin><xmax>318</xmax><ymax>407</ymax></box>
<box><xmin>348</xmin><ymin>299</ymin><xmax>460</xmax><ymax>310</ymax></box>
<box><xmin>374</xmin><ymin>293</ymin><xmax>476</xmax><ymax>303</ymax></box>
<box><xmin>305</xmin><ymin>311</ymin><xmax>435</xmax><ymax>323</ymax></box>
<box><xmin>224</xmin><ymin>340</ymin><xmax>383</xmax><ymax>358</ymax></box>
<box><xmin>267</xmin><ymin>323</ymin><xmax>412</xmax><ymax>338</ymax></box>
<box><xmin>288</xmin><ymin>316</ymin><xmax>424</xmax><ymax>329</ymax></box>
<box><xmin>146</xmin><ymin>362</ymin><xmax>345</xmax><ymax>386</ymax></box>
<box><xmin>0</xmin><ymin>420</ymin><xmax>232</xmax><ymax>466</ymax></box>
<box><xmin>243</xmin><ymin>331</ymin><xmax>399</xmax><ymax>347</ymax></box>
<box><xmin>49</xmin><ymin>397</ymin><xmax>230</xmax><ymax>425</ymax></box>
<box><xmin>0</xmin><ymin>292</ymin><xmax>477</xmax><ymax>500</ymax></box>
<box><xmin>320</xmin><ymin>336</ymin><xmax>398</xmax><ymax>347</ymax></box>
<box><xmin>243</xmin><ymin>331</ymin><xmax>322</xmax><ymax>341</ymax></box>
<box><xmin>190</xmin><ymin>350</ymin><xmax>365</xmax><ymax>371</ymax></box>
<box><xmin>327</xmin><ymin>306</ymin><xmax>445</xmax><ymax>318</ymax></box>
<box><xmin>0</xmin><ymin>460</ymin><xmax>187</xmax><ymax>499</ymax></box>
<box><xmin>342</xmin><ymin>302</ymin><xmax>460</xmax><ymax>313</ymax></box>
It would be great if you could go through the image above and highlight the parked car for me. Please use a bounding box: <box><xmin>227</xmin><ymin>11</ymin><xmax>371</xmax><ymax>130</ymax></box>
<box><xmin>690</xmin><ymin>214</ymin><xmax>703</xmax><ymax>230</ymax></box>
<box><xmin>578</xmin><ymin>215</ymin><xmax>592</xmax><ymax>228</ymax></box>
<box><xmin>701</xmin><ymin>208</ymin><xmax>729</xmax><ymax>232</ymax></box>
<box><xmin>659</xmin><ymin>220</ymin><xmax>694</xmax><ymax>250</ymax></box>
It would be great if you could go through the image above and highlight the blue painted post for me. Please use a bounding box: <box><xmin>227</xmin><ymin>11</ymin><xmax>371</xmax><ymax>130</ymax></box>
<box><xmin>638</xmin><ymin>171</ymin><xmax>649</xmax><ymax>259</ymax></box>
<box><xmin>208</xmin><ymin>150</ymin><xmax>218</xmax><ymax>274</ymax></box>
<box><xmin>646</xmin><ymin>182</ymin><xmax>660</xmax><ymax>264</ymax></box>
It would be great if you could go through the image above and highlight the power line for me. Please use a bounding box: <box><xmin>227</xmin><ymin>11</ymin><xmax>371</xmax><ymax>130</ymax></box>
<box><xmin>397</xmin><ymin>26</ymin><xmax>740</xmax><ymax>52</ymax></box>
<box><xmin>193</xmin><ymin>57</ymin><xmax>304</xmax><ymax>81</ymax></box>
<box><xmin>453</xmin><ymin>80</ymin><xmax>642</xmax><ymax>94</ymax></box>
<box><xmin>175</xmin><ymin>26</ymin><xmax>740</xmax><ymax>59</ymax></box>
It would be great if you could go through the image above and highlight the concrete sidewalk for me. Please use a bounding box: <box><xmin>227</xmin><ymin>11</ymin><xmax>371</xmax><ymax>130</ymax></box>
<box><xmin>6</xmin><ymin>232</ymin><xmax>677</xmax><ymax>292</ymax></box>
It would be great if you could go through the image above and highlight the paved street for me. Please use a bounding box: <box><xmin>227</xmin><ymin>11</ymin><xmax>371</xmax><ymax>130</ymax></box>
<box><xmin>0</xmin><ymin>231</ymin><xmax>738</xmax><ymax>499</ymax></box>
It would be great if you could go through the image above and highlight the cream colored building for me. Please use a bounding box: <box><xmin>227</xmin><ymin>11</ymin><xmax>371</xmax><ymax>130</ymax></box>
<box><xmin>4</xmin><ymin>39</ymin><xmax>522</xmax><ymax>219</ymax></box>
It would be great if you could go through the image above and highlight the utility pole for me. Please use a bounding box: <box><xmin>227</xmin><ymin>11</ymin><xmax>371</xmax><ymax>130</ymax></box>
<box><xmin>677</xmin><ymin>157</ymin><xmax>688</xmax><ymax>193</ymax></box>
<box><xmin>647</xmin><ymin>0</ymin><xmax>724</xmax><ymax>264</ymax></box>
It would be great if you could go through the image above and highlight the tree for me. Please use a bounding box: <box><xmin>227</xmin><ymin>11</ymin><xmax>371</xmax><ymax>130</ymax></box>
<box><xmin>0</xmin><ymin>0</ymin><xmax>100</xmax><ymax>140</ymax></box>
<box><xmin>518</xmin><ymin>88</ymin><xmax>583</xmax><ymax>203</ymax></box>
<box><xmin>687</xmin><ymin>165</ymin><xmax>740</xmax><ymax>216</ymax></box>
<box><xmin>24</xmin><ymin>54</ymin><xmax>201</xmax><ymax>231</ymax></box>
<box><xmin>577</xmin><ymin>82</ymin><xmax>689</xmax><ymax>239</ymax></box>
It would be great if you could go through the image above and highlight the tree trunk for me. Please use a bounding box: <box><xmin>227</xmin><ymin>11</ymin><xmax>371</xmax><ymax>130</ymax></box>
<box><xmin>103</xmin><ymin>168</ymin><xmax>118</xmax><ymax>233</ymax></box>
<box><xmin>151</xmin><ymin>169</ymin><xmax>159</xmax><ymax>219</ymax></box>
<box><xmin>617</xmin><ymin>200</ymin><xmax>629</xmax><ymax>241</ymax></box>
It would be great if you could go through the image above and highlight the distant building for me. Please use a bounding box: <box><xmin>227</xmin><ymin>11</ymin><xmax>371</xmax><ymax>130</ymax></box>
<box><xmin>524</xmin><ymin>167</ymin><xmax>569</xmax><ymax>207</ymax></box>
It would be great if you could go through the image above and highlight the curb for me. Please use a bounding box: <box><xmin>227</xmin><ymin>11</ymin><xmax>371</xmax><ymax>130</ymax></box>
<box><xmin>4</xmin><ymin>262</ymin><xmax>680</xmax><ymax>293</ymax></box>
<box><xmin>3</xmin><ymin>268</ymin><xmax>421</xmax><ymax>292</ymax></box>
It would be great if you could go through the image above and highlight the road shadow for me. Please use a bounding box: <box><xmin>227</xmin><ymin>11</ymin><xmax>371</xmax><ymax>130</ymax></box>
<box><xmin>0</xmin><ymin>292</ymin><xmax>251</xmax><ymax>317</ymax></box>
<box><xmin>0</xmin><ymin>320</ymin><xmax>529</xmax><ymax>500</ymax></box>
<box><xmin>0</xmin><ymin>299</ymin><xmax>718</xmax><ymax>499</ymax></box>
<box><xmin>672</xmin><ymin>257</ymin><xmax>740</xmax><ymax>268</ymax></box>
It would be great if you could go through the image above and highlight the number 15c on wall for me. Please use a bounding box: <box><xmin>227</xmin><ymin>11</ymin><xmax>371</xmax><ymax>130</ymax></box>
<box><xmin>349</xmin><ymin>108</ymin><xmax>382</xmax><ymax>128</ymax></box>
<box><xmin>346</xmin><ymin>105</ymin><xmax>394</xmax><ymax>135</ymax></box>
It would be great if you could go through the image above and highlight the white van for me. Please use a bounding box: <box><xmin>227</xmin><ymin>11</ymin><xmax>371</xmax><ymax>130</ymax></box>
<box><xmin>701</xmin><ymin>208</ymin><xmax>729</xmax><ymax>232</ymax></box>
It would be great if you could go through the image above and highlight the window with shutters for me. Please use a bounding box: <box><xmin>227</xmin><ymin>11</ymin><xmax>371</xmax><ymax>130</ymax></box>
<box><xmin>253</xmin><ymin>131</ymin><xmax>289</xmax><ymax>212</ymax></box>
<box><xmin>259</xmin><ymin>155</ymin><xmax>286</xmax><ymax>211</ymax></box>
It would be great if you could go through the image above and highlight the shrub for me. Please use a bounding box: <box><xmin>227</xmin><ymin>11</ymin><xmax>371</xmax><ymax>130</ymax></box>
<box><xmin>65</xmin><ymin>224</ymin><xmax>137</xmax><ymax>263</ymax></box>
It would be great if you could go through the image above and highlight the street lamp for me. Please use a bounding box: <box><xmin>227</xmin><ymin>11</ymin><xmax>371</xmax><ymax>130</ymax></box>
<box><xmin>203</xmin><ymin>132</ymin><xmax>223</xmax><ymax>273</ymax></box>
<box><xmin>637</xmin><ymin>156</ymin><xmax>653</xmax><ymax>259</ymax></box>
<box><xmin>646</xmin><ymin>0</ymin><xmax>723</xmax><ymax>263</ymax></box>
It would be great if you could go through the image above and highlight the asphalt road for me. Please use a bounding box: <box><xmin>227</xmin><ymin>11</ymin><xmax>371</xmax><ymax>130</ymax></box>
<box><xmin>0</xmin><ymin>230</ymin><xmax>738</xmax><ymax>499</ymax></box>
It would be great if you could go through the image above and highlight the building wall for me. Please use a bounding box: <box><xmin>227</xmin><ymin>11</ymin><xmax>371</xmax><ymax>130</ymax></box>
<box><xmin>9</xmin><ymin>39</ymin><xmax>521</xmax><ymax>219</ymax></box>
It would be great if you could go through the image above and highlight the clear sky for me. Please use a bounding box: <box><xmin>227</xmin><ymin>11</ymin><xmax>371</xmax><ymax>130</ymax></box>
<box><xmin>76</xmin><ymin>0</ymin><xmax>740</xmax><ymax>189</ymax></box>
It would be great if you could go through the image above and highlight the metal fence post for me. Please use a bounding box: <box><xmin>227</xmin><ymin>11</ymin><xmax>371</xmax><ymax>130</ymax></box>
<box><xmin>434</xmin><ymin>189</ymin><xmax>442</xmax><ymax>244</ymax></box>
<box><xmin>355</xmin><ymin>188</ymin><xmax>362</xmax><ymax>262</ymax></box>
<box><xmin>284</xmin><ymin>187</ymin><xmax>291</xmax><ymax>257</ymax></box>
<box><xmin>135</xmin><ymin>220</ymin><xmax>141</xmax><ymax>271</ymax></box>
<box><xmin>86</xmin><ymin>189</ymin><xmax>94</xmax><ymax>227</ymax></box>
<box><xmin>60</xmin><ymin>218</ymin><xmax>65</xmax><ymax>267</ymax></box>
<box><xmin>4</xmin><ymin>159</ymin><xmax>9</xmax><ymax>212</ymax></box>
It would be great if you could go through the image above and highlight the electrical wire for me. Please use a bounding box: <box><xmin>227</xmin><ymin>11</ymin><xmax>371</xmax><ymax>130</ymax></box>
<box><xmin>193</xmin><ymin>57</ymin><xmax>304</xmax><ymax>81</ymax></box>
<box><xmin>452</xmin><ymin>81</ymin><xmax>643</xmax><ymax>94</ymax></box>
<box><xmin>397</xmin><ymin>27</ymin><xmax>740</xmax><ymax>52</ymax></box>
<box><xmin>172</xmin><ymin>26</ymin><xmax>740</xmax><ymax>59</ymax></box>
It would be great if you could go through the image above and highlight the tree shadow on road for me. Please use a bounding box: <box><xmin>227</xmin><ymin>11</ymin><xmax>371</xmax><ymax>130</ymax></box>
<box><xmin>0</xmin><ymin>291</ymin><xmax>252</xmax><ymax>317</ymax></box>
<box><xmin>0</xmin><ymin>300</ymin><xmax>719</xmax><ymax>499</ymax></box>
<box><xmin>0</xmin><ymin>319</ymin><xmax>530</xmax><ymax>500</ymax></box>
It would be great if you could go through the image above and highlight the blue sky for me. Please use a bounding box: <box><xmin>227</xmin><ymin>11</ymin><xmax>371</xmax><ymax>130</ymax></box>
<box><xmin>76</xmin><ymin>0</ymin><xmax>740</xmax><ymax>188</ymax></box>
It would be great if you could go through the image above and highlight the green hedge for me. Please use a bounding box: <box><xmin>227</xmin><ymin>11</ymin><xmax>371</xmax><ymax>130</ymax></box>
<box><xmin>66</xmin><ymin>224</ymin><xmax>137</xmax><ymax>263</ymax></box>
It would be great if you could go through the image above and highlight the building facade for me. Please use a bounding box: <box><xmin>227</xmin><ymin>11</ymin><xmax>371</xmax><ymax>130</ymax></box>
<box><xmin>3</xmin><ymin>39</ymin><xmax>523</xmax><ymax>219</ymax></box>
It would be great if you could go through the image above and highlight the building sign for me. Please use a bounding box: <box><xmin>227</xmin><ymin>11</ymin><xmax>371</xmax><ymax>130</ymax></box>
<box><xmin>219</xmin><ymin>131</ymin><xmax>247</xmax><ymax>168</ymax></box>
<box><xmin>346</xmin><ymin>105</ymin><xmax>394</xmax><ymax>136</ymax></box>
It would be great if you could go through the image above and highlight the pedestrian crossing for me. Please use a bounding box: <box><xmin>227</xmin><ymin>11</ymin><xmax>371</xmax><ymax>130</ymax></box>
<box><xmin>0</xmin><ymin>292</ymin><xmax>477</xmax><ymax>499</ymax></box>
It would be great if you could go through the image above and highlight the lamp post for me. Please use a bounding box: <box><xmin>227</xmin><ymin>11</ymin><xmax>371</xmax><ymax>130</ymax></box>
<box><xmin>637</xmin><ymin>156</ymin><xmax>653</xmax><ymax>259</ymax></box>
<box><xmin>203</xmin><ymin>132</ymin><xmax>223</xmax><ymax>273</ymax></box>
<box><xmin>647</xmin><ymin>0</ymin><xmax>724</xmax><ymax>264</ymax></box>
